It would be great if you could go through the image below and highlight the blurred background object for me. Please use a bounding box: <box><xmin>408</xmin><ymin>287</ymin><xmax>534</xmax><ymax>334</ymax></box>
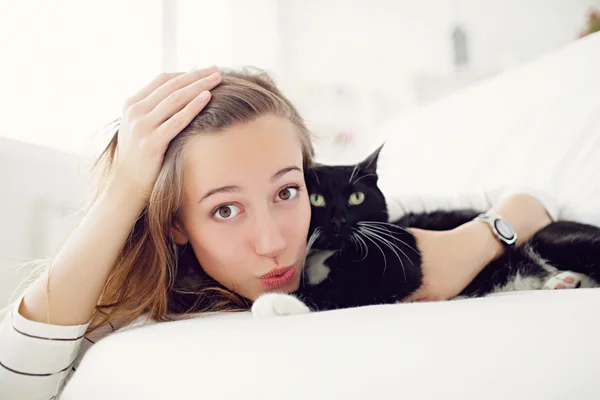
<box><xmin>579</xmin><ymin>7</ymin><xmax>600</xmax><ymax>37</ymax></box>
<box><xmin>1</xmin><ymin>0</ymin><xmax>600</xmax><ymax>306</ymax></box>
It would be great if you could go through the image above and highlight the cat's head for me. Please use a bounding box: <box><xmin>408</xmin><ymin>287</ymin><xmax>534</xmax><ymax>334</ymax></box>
<box><xmin>305</xmin><ymin>144</ymin><xmax>388</xmax><ymax>250</ymax></box>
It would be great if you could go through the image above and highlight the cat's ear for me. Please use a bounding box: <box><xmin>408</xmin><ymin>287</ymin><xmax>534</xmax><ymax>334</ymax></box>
<box><xmin>358</xmin><ymin>143</ymin><xmax>384</xmax><ymax>175</ymax></box>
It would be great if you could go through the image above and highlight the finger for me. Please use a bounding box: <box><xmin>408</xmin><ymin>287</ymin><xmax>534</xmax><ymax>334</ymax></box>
<box><xmin>136</xmin><ymin>66</ymin><xmax>219</xmax><ymax>115</ymax></box>
<box><xmin>402</xmin><ymin>293</ymin><xmax>420</xmax><ymax>303</ymax></box>
<box><xmin>145</xmin><ymin>72</ymin><xmax>222</xmax><ymax>127</ymax></box>
<box><xmin>156</xmin><ymin>90</ymin><xmax>212</xmax><ymax>143</ymax></box>
<box><xmin>403</xmin><ymin>287</ymin><xmax>427</xmax><ymax>303</ymax></box>
<box><xmin>125</xmin><ymin>72</ymin><xmax>184</xmax><ymax>108</ymax></box>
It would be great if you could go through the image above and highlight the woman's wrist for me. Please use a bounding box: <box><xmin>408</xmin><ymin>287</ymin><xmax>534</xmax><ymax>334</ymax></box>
<box><xmin>452</xmin><ymin>219</ymin><xmax>504</xmax><ymax>269</ymax></box>
<box><xmin>490</xmin><ymin>193</ymin><xmax>553</xmax><ymax>247</ymax></box>
<box><xmin>104</xmin><ymin>174</ymin><xmax>149</xmax><ymax>215</ymax></box>
<box><xmin>452</xmin><ymin>193</ymin><xmax>553</xmax><ymax>275</ymax></box>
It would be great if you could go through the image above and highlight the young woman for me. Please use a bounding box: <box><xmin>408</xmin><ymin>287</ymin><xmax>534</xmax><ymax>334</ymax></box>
<box><xmin>0</xmin><ymin>66</ymin><xmax>556</xmax><ymax>399</ymax></box>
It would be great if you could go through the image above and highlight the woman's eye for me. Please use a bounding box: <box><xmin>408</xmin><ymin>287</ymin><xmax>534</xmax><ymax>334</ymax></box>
<box><xmin>276</xmin><ymin>187</ymin><xmax>298</xmax><ymax>201</ymax></box>
<box><xmin>214</xmin><ymin>204</ymin><xmax>241</xmax><ymax>220</ymax></box>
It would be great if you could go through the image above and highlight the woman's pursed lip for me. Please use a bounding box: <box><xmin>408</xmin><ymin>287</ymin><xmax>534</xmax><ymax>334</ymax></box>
<box><xmin>259</xmin><ymin>265</ymin><xmax>295</xmax><ymax>279</ymax></box>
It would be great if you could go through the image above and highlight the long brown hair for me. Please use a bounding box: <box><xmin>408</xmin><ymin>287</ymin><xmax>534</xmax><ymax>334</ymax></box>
<box><xmin>88</xmin><ymin>68</ymin><xmax>314</xmax><ymax>331</ymax></box>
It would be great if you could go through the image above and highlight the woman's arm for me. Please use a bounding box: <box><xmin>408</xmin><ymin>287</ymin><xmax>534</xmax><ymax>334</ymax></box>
<box><xmin>405</xmin><ymin>191</ymin><xmax>555</xmax><ymax>301</ymax></box>
<box><xmin>19</xmin><ymin>178</ymin><xmax>148</xmax><ymax>325</ymax></box>
<box><xmin>20</xmin><ymin>68</ymin><xmax>220</xmax><ymax>326</ymax></box>
<box><xmin>0</xmin><ymin>67</ymin><xmax>220</xmax><ymax>399</ymax></box>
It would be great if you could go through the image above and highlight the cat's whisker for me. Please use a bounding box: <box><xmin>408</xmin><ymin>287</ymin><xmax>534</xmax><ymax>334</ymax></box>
<box><xmin>352</xmin><ymin>229</ymin><xmax>369</xmax><ymax>260</ymax></box>
<box><xmin>348</xmin><ymin>164</ymin><xmax>359</xmax><ymax>184</ymax></box>
<box><xmin>359</xmin><ymin>225</ymin><xmax>414</xmax><ymax>270</ymax></box>
<box><xmin>357</xmin><ymin>221</ymin><xmax>420</xmax><ymax>256</ymax></box>
<box><xmin>358</xmin><ymin>223</ymin><xmax>417</xmax><ymax>255</ymax></box>
<box><xmin>352</xmin><ymin>173</ymin><xmax>378</xmax><ymax>185</ymax></box>
<box><xmin>359</xmin><ymin>223</ymin><xmax>421</xmax><ymax>263</ymax></box>
<box><xmin>350</xmin><ymin>230</ymin><xmax>364</xmax><ymax>260</ymax></box>
<box><xmin>358</xmin><ymin>221</ymin><xmax>415</xmax><ymax>240</ymax></box>
<box><xmin>303</xmin><ymin>228</ymin><xmax>322</xmax><ymax>284</ymax></box>
<box><xmin>355</xmin><ymin>229</ymin><xmax>387</xmax><ymax>275</ymax></box>
<box><xmin>356</xmin><ymin>234</ymin><xmax>369</xmax><ymax>261</ymax></box>
<box><xmin>359</xmin><ymin>220</ymin><xmax>410</xmax><ymax>233</ymax></box>
<box><xmin>306</xmin><ymin>228</ymin><xmax>321</xmax><ymax>254</ymax></box>
<box><xmin>359</xmin><ymin>227</ymin><xmax>395</xmax><ymax>278</ymax></box>
<box><xmin>350</xmin><ymin>229</ymin><xmax>368</xmax><ymax>261</ymax></box>
<box><xmin>359</xmin><ymin>226</ymin><xmax>408</xmax><ymax>281</ymax></box>
<box><xmin>312</xmin><ymin>169</ymin><xmax>321</xmax><ymax>185</ymax></box>
<box><xmin>348</xmin><ymin>234</ymin><xmax>360</xmax><ymax>258</ymax></box>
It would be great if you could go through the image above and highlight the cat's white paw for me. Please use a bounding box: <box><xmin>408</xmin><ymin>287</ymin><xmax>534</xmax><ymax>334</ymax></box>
<box><xmin>543</xmin><ymin>271</ymin><xmax>584</xmax><ymax>290</ymax></box>
<box><xmin>251</xmin><ymin>293</ymin><xmax>311</xmax><ymax>318</ymax></box>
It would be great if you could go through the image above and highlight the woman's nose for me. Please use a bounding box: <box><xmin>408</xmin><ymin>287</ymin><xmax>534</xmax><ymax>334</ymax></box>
<box><xmin>253</xmin><ymin>211</ymin><xmax>286</xmax><ymax>258</ymax></box>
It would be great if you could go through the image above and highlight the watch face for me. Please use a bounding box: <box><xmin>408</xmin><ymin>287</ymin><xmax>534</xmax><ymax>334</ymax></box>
<box><xmin>494</xmin><ymin>219</ymin><xmax>515</xmax><ymax>240</ymax></box>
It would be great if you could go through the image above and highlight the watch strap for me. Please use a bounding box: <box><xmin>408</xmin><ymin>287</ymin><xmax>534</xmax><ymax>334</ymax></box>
<box><xmin>475</xmin><ymin>213</ymin><xmax>517</xmax><ymax>247</ymax></box>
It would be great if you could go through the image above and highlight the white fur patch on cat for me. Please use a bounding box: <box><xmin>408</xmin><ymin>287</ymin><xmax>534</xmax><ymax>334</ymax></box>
<box><xmin>305</xmin><ymin>250</ymin><xmax>335</xmax><ymax>285</ymax></box>
<box><xmin>491</xmin><ymin>272</ymin><xmax>546</xmax><ymax>293</ymax></box>
<box><xmin>251</xmin><ymin>293</ymin><xmax>311</xmax><ymax>318</ymax></box>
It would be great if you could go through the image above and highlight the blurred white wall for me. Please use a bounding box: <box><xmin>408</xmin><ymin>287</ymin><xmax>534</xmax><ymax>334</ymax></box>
<box><xmin>0</xmin><ymin>138</ymin><xmax>86</xmax><ymax>306</ymax></box>
<box><xmin>173</xmin><ymin>0</ymin><xmax>600</xmax><ymax>162</ymax></box>
<box><xmin>0</xmin><ymin>0</ymin><xmax>162</xmax><ymax>155</ymax></box>
<box><xmin>274</xmin><ymin>0</ymin><xmax>600</xmax><ymax>162</ymax></box>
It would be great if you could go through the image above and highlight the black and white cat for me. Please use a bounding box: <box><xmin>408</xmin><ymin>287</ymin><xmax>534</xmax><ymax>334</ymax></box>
<box><xmin>252</xmin><ymin>145</ymin><xmax>600</xmax><ymax>317</ymax></box>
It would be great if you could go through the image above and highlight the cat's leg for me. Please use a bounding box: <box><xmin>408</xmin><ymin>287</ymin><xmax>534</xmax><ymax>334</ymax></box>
<box><xmin>530</xmin><ymin>221</ymin><xmax>600</xmax><ymax>284</ymax></box>
<box><xmin>459</xmin><ymin>248</ymin><xmax>529</xmax><ymax>297</ymax></box>
<box><xmin>251</xmin><ymin>280</ymin><xmax>348</xmax><ymax>317</ymax></box>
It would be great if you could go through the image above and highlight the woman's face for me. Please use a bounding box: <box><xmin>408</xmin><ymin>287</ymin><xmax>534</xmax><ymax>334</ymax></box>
<box><xmin>171</xmin><ymin>115</ymin><xmax>311</xmax><ymax>301</ymax></box>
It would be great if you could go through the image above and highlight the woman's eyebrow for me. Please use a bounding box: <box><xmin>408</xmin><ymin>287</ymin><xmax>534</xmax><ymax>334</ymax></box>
<box><xmin>270</xmin><ymin>165</ymin><xmax>302</xmax><ymax>182</ymax></box>
<box><xmin>198</xmin><ymin>185</ymin><xmax>241</xmax><ymax>203</ymax></box>
<box><xmin>198</xmin><ymin>166</ymin><xmax>302</xmax><ymax>204</ymax></box>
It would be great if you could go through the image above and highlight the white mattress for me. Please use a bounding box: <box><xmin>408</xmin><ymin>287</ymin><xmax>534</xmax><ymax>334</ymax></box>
<box><xmin>63</xmin><ymin>33</ymin><xmax>600</xmax><ymax>399</ymax></box>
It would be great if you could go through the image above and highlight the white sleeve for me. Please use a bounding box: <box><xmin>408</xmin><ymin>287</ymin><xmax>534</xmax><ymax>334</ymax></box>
<box><xmin>386</xmin><ymin>185</ymin><xmax>560</xmax><ymax>222</ymax></box>
<box><xmin>0</xmin><ymin>295</ymin><xmax>90</xmax><ymax>400</ymax></box>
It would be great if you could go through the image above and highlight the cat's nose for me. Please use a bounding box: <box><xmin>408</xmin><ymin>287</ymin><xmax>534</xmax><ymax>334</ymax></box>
<box><xmin>331</xmin><ymin>217</ymin><xmax>346</xmax><ymax>231</ymax></box>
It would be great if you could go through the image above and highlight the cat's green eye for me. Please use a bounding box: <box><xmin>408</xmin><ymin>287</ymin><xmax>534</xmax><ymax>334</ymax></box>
<box><xmin>348</xmin><ymin>192</ymin><xmax>365</xmax><ymax>206</ymax></box>
<box><xmin>310</xmin><ymin>193</ymin><xmax>326</xmax><ymax>207</ymax></box>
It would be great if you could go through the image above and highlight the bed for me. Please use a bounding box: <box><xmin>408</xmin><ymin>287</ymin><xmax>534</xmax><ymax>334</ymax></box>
<box><xmin>62</xmin><ymin>32</ymin><xmax>600</xmax><ymax>399</ymax></box>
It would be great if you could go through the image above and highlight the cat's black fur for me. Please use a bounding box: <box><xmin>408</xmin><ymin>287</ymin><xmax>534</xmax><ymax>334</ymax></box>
<box><xmin>291</xmin><ymin>145</ymin><xmax>600</xmax><ymax>311</ymax></box>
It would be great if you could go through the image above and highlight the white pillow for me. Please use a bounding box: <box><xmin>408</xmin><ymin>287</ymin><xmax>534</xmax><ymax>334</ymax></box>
<box><xmin>377</xmin><ymin>32</ymin><xmax>600</xmax><ymax>226</ymax></box>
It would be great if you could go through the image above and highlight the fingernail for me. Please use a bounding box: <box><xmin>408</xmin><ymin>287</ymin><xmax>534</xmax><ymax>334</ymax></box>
<box><xmin>207</xmin><ymin>72</ymin><xmax>221</xmax><ymax>81</ymax></box>
<box><xmin>197</xmin><ymin>91</ymin><xmax>210</xmax><ymax>101</ymax></box>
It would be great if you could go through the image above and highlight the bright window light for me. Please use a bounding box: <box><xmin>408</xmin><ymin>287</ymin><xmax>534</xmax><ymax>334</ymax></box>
<box><xmin>0</xmin><ymin>1</ymin><xmax>163</xmax><ymax>154</ymax></box>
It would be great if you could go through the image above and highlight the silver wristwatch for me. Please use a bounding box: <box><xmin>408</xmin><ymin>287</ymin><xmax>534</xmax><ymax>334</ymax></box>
<box><xmin>474</xmin><ymin>213</ymin><xmax>517</xmax><ymax>247</ymax></box>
